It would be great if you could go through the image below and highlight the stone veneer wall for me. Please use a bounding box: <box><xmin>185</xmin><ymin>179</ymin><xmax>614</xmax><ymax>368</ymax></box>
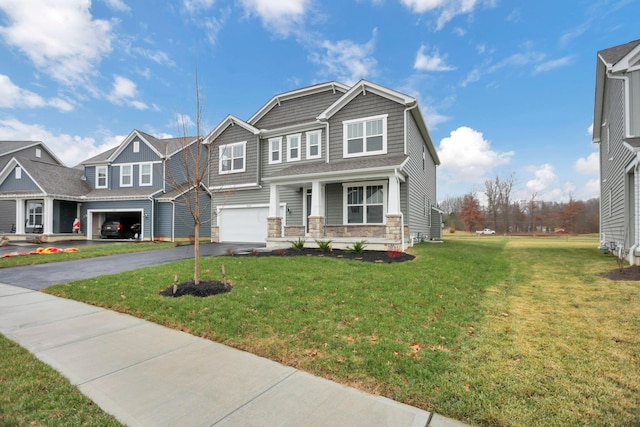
<box><xmin>211</xmin><ymin>226</ymin><xmax>219</xmax><ymax>243</ymax></box>
<box><xmin>385</xmin><ymin>214</ymin><xmax>402</xmax><ymax>240</ymax></box>
<box><xmin>308</xmin><ymin>216</ymin><xmax>325</xmax><ymax>239</ymax></box>
<box><xmin>284</xmin><ymin>226</ymin><xmax>305</xmax><ymax>237</ymax></box>
<box><xmin>324</xmin><ymin>225</ymin><xmax>386</xmax><ymax>238</ymax></box>
<box><xmin>267</xmin><ymin>217</ymin><xmax>283</xmax><ymax>238</ymax></box>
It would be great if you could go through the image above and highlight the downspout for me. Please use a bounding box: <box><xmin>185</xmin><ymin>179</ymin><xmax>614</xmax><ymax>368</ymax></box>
<box><xmin>403</xmin><ymin>101</ymin><xmax>418</xmax><ymax>156</ymax></box>
<box><xmin>629</xmin><ymin>161</ymin><xmax>640</xmax><ymax>265</ymax></box>
<box><xmin>148</xmin><ymin>196</ymin><xmax>155</xmax><ymax>241</ymax></box>
<box><xmin>395</xmin><ymin>168</ymin><xmax>405</xmax><ymax>251</ymax></box>
<box><xmin>171</xmin><ymin>200</ymin><xmax>175</xmax><ymax>242</ymax></box>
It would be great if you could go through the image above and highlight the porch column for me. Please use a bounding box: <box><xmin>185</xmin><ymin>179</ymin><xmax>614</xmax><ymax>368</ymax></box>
<box><xmin>386</xmin><ymin>174</ymin><xmax>402</xmax><ymax>241</ymax></box>
<box><xmin>43</xmin><ymin>197</ymin><xmax>53</xmax><ymax>234</ymax></box>
<box><xmin>267</xmin><ymin>184</ymin><xmax>282</xmax><ymax>238</ymax></box>
<box><xmin>309</xmin><ymin>180</ymin><xmax>325</xmax><ymax>239</ymax></box>
<box><xmin>15</xmin><ymin>200</ymin><xmax>25</xmax><ymax>234</ymax></box>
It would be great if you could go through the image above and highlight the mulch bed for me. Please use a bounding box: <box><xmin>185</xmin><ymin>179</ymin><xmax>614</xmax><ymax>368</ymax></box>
<box><xmin>159</xmin><ymin>280</ymin><xmax>232</xmax><ymax>298</ymax></box>
<box><xmin>599</xmin><ymin>265</ymin><xmax>640</xmax><ymax>281</ymax></box>
<box><xmin>235</xmin><ymin>247</ymin><xmax>415</xmax><ymax>263</ymax></box>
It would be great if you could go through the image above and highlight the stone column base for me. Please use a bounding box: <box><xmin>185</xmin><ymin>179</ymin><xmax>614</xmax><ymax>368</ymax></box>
<box><xmin>308</xmin><ymin>216</ymin><xmax>325</xmax><ymax>239</ymax></box>
<box><xmin>385</xmin><ymin>214</ymin><xmax>402</xmax><ymax>241</ymax></box>
<box><xmin>267</xmin><ymin>217</ymin><xmax>283</xmax><ymax>238</ymax></box>
<box><xmin>211</xmin><ymin>226</ymin><xmax>220</xmax><ymax>243</ymax></box>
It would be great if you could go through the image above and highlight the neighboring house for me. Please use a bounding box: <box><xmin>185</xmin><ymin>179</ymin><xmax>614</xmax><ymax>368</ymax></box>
<box><xmin>79</xmin><ymin>130</ymin><xmax>211</xmax><ymax>241</ymax></box>
<box><xmin>0</xmin><ymin>141</ymin><xmax>85</xmax><ymax>234</ymax></box>
<box><xmin>594</xmin><ymin>39</ymin><xmax>640</xmax><ymax>263</ymax></box>
<box><xmin>205</xmin><ymin>80</ymin><xmax>441</xmax><ymax>249</ymax></box>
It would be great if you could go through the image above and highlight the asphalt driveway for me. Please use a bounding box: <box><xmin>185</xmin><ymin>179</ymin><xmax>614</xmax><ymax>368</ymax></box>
<box><xmin>0</xmin><ymin>242</ymin><xmax>259</xmax><ymax>290</ymax></box>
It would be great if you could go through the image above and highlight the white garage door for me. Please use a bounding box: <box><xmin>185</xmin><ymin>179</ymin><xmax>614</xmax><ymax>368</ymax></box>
<box><xmin>218</xmin><ymin>205</ymin><xmax>284</xmax><ymax>243</ymax></box>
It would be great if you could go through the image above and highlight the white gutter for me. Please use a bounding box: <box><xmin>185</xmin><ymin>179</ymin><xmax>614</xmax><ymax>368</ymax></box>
<box><xmin>403</xmin><ymin>101</ymin><xmax>419</xmax><ymax>155</ymax></box>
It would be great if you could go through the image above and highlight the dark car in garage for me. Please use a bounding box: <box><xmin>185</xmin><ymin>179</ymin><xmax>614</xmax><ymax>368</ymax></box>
<box><xmin>100</xmin><ymin>219</ymin><xmax>140</xmax><ymax>239</ymax></box>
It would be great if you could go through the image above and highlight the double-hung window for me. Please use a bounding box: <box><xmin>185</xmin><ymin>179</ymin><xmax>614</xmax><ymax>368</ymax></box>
<box><xmin>96</xmin><ymin>166</ymin><xmax>108</xmax><ymax>188</ymax></box>
<box><xmin>269</xmin><ymin>137</ymin><xmax>282</xmax><ymax>164</ymax></box>
<box><xmin>343</xmin><ymin>114</ymin><xmax>387</xmax><ymax>158</ymax></box>
<box><xmin>120</xmin><ymin>164</ymin><xmax>133</xmax><ymax>187</ymax></box>
<box><xmin>139</xmin><ymin>163</ymin><xmax>152</xmax><ymax>186</ymax></box>
<box><xmin>219</xmin><ymin>141</ymin><xmax>246</xmax><ymax>174</ymax></box>
<box><xmin>343</xmin><ymin>181</ymin><xmax>386</xmax><ymax>224</ymax></box>
<box><xmin>27</xmin><ymin>201</ymin><xmax>43</xmax><ymax>227</ymax></box>
<box><xmin>287</xmin><ymin>134</ymin><xmax>301</xmax><ymax>162</ymax></box>
<box><xmin>306</xmin><ymin>130</ymin><xmax>321</xmax><ymax>159</ymax></box>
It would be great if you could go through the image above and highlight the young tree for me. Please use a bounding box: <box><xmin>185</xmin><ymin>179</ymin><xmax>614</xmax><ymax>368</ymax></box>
<box><xmin>460</xmin><ymin>193</ymin><xmax>486</xmax><ymax>232</ymax></box>
<box><xmin>165</xmin><ymin>71</ymin><xmax>211</xmax><ymax>285</ymax></box>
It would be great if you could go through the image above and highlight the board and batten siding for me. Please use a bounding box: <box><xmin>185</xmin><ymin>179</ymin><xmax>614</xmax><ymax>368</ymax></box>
<box><xmin>0</xmin><ymin>200</ymin><xmax>16</xmax><ymax>232</ymax></box>
<box><xmin>155</xmin><ymin>201</ymin><xmax>173</xmax><ymax>239</ymax></box>
<box><xmin>166</xmin><ymin>143</ymin><xmax>209</xmax><ymax>191</ymax></box>
<box><xmin>211</xmin><ymin>185</ymin><xmax>301</xmax><ymax>226</ymax></box>
<box><xmin>600</xmin><ymin>77</ymin><xmax>633</xmax><ymax>246</ymax></box>
<box><xmin>173</xmin><ymin>190</ymin><xmax>212</xmax><ymax>238</ymax></box>
<box><xmin>209</xmin><ymin>125</ymin><xmax>259</xmax><ymax>187</ymax></box>
<box><xmin>253</xmin><ymin>90</ymin><xmax>344</xmax><ymax>129</ymax></box>
<box><xmin>112</xmin><ymin>136</ymin><xmax>161</xmax><ymax>163</ymax></box>
<box><xmin>327</xmin><ymin>92</ymin><xmax>406</xmax><ymax>162</ymax></box>
<box><xmin>0</xmin><ymin>167</ymin><xmax>39</xmax><ymax>191</ymax></box>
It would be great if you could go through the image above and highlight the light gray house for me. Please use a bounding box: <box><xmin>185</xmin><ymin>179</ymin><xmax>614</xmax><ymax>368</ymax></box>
<box><xmin>79</xmin><ymin>130</ymin><xmax>211</xmax><ymax>241</ymax></box>
<box><xmin>0</xmin><ymin>141</ymin><xmax>87</xmax><ymax>235</ymax></box>
<box><xmin>205</xmin><ymin>80</ymin><xmax>441</xmax><ymax>250</ymax></box>
<box><xmin>594</xmin><ymin>39</ymin><xmax>640</xmax><ymax>263</ymax></box>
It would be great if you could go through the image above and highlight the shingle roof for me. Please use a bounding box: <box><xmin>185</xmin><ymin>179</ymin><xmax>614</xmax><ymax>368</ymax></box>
<box><xmin>266</xmin><ymin>155</ymin><xmax>409</xmax><ymax>180</ymax></box>
<box><xmin>81</xmin><ymin>187</ymin><xmax>161</xmax><ymax>200</ymax></box>
<box><xmin>0</xmin><ymin>141</ymin><xmax>40</xmax><ymax>157</ymax></box>
<box><xmin>598</xmin><ymin>39</ymin><xmax>640</xmax><ymax>66</ymax></box>
<box><xmin>0</xmin><ymin>157</ymin><xmax>92</xmax><ymax>197</ymax></box>
<box><xmin>81</xmin><ymin>146</ymin><xmax>118</xmax><ymax>164</ymax></box>
<box><xmin>624</xmin><ymin>137</ymin><xmax>640</xmax><ymax>149</ymax></box>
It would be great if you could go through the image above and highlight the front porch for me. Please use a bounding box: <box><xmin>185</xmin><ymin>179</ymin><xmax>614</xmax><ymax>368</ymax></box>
<box><xmin>1</xmin><ymin>233</ymin><xmax>87</xmax><ymax>244</ymax></box>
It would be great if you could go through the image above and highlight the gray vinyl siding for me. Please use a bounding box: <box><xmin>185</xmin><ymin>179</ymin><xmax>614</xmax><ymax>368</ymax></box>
<box><xmin>112</xmin><ymin>136</ymin><xmax>161</xmax><ymax>163</ymax></box>
<box><xmin>209</xmin><ymin>125</ymin><xmax>258</xmax><ymax>187</ymax></box>
<box><xmin>0</xmin><ymin>200</ymin><xmax>16</xmax><ymax>232</ymax></box>
<box><xmin>325</xmin><ymin>183</ymin><xmax>342</xmax><ymax>225</ymax></box>
<box><xmin>327</xmin><ymin>92</ymin><xmax>406</xmax><ymax>162</ymax></box>
<box><xmin>167</xmin><ymin>143</ymin><xmax>209</xmax><ymax>190</ymax></box>
<box><xmin>84</xmin><ymin>166</ymin><xmax>97</xmax><ymax>188</ymax></box>
<box><xmin>404</xmin><ymin>112</ymin><xmax>437</xmax><ymax>238</ymax></box>
<box><xmin>630</xmin><ymin>70</ymin><xmax>640</xmax><ymax>136</ymax></box>
<box><xmin>81</xmin><ymin>199</ymin><xmax>152</xmax><ymax>239</ymax></box>
<box><xmin>253</xmin><ymin>90</ymin><xmax>344</xmax><ymax>129</ymax></box>
<box><xmin>173</xmin><ymin>189</ymin><xmax>212</xmax><ymax>238</ymax></box>
<box><xmin>155</xmin><ymin>201</ymin><xmax>173</xmax><ymax>239</ymax></box>
<box><xmin>211</xmin><ymin>186</ymin><xmax>301</xmax><ymax>226</ymax></box>
<box><xmin>0</xmin><ymin>168</ymin><xmax>39</xmax><ymax>191</ymax></box>
<box><xmin>0</xmin><ymin>146</ymin><xmax>59</xmax><ymax>171</ymax></box>
<box><xmin>600</xmin><ymin>77</ymin><xmax>632</xmax><ymax>245</ymax></box>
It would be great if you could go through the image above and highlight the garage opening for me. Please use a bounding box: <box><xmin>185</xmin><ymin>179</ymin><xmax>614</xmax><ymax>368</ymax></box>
<box><xmin>218</xmin><ymin>204</ymin><xmax>285</xmax><ymax>243</ymax></box>
<box><xmin>88</xmin><ymin>209</ymin><xmax>143</xmax><ymax>240</ymax></box>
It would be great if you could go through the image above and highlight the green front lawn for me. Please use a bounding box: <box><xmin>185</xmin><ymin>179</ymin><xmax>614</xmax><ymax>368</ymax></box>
<box><xmin>0</xmin><ymin>335</ymin><xmax>123</xmax><ymax>427</ymax></box>
<box><xmin>45</xmin><ymin>237</ymin><xmax>640</xmax><ymax>426</ymax></box>
<box><xmin>0</xmin><ymin>241</ymin><xmax>175</xmax><ymax>268</ymax></box>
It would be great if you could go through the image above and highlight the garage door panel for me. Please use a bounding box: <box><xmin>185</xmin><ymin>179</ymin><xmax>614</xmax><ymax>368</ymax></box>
<box><xmin>218</xmin><ymin>206</ymin><xmax>284</xmax><ymax>243</ymax></box>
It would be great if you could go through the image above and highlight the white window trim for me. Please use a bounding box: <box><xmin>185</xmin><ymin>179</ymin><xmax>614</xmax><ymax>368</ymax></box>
<box><xmin>96</xmin><ymin>165</ymin><xmax>108</xmax><ymax>189</ymax></box>
<box><xmin>35</xmin><ymin>148</ymin><xmax>41</xmax><ymax>158</ymax></box>
<box><xmin>342</xmin><ymin>114</ymin><xmax>388</xmax><ymax>158</ymax></box>
<box><xmin>342</xmin><ymin>180</ymin><xmax>387</xmax><ymax>225</ymax></box>
<box><xmin>26</xmin><ymin>200</ymin><xmax>43</xmax><ymax>227</ymax></box>
<box><xmin>287</xmin><ymin>133</ymin><xmax>302</xmax><ymax>162</ymax></box>
<box><xmin>139</xmin><ymin>162</ymin><xmax>153</xmax><ymax>186</ymax></box>
<box><xmin>306</xmin><ymin>130</ymin><xmax>322</xmax><ymax>160</ymax></box>
<box><xmin>219</xmin><ymin>141</ymin><xmax>247</xmax><ymax>174</ymax></box>
<box><xmin>120</xmin><ymin>164</ymin><xmax>133</xmax><ymax>187</ymax></box>
<box><xmin>15</xmin><ymin>167</ymin><xmax>21</xmax><ymax>180</ymax></box>
<box><xmin>269</xmin><ymin>137</ymin><xmax>282</xmax><ymax>165</ymax></box>
<box><xmin>133</xmin><ymin>140</ymin><xmax>140</xmax><ymax>153</ymax></box>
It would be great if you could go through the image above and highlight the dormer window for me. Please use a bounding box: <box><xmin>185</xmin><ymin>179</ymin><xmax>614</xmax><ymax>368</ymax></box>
<box><xmin>287</xmin><ymin>134</ymin><xmax>301</xmax><ymax>162</ymax></box>
<box><xmin>96</xmin><ymin>166</ymin><xmax>108</xmax><ymax>188</ymax></box>
<box><xmin>343</xmin><ymin>114</ymin><xmax>387</xmax><ymax>158</ymax></box>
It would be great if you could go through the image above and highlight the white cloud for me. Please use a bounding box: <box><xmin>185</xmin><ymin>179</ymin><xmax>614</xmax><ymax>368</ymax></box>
<box><xmin>400</xmin><ymin>0</ymin><xmax>486</xmax><ymax>30</ymax></box>
<box><xmin>534</xmin><ymin>56</ymin><xmax>573</xmax><ymax>74</ymax></box>
<box><xmin>575</xmin><ymin>152</ymin><xmax>599</xmax><ymax>175</ymax></box>
<box><xmin>183</xmin><ymin>0</ymin><xmax>215</xmax><ymax>13</ymax></box>
<box><xmin>0</xmin><ymin>0</ymin><xmax>113</xmax><ymax>86</ymax></box>
<box><xmin>0</xmin><ymin>118</ymin><xmax>115</xmax><ymax>166</ymax></box>
<box><xmin>461</xmin><ymin>68</ymin><xmax>481</xmax><ymax>87</ymax></box>
<box><xmin>581</xmin><ymin>178</ymin><xmax>600</xmax><ymax>200</ymax></box>
<box><xmin>0</xmin><ymin>74</ymin><xmax>74</xmax><ymax>111</ymax></box>
<box><xmin>132</xmin><ymin>47</ymin><xmax>175</xmax><ymax>66</ymax></box>
<box><xmin>437</xmin><ymin>126</ymin><xmax>513</xmax><ymax>182</ymax></box>
<box><xmin>414</xmin><ymin>45</ymin><xmax>455</xmax><ymax>71</ymax></box>
<box><xmin>526</xmin><ymin>164</ymin><xmax>556</xmax><ymax>193</ymax></box>
<box><xmin>310</xmin><ymin>31</ymin><xmax>378</xmax><ymax>85</ymax></box>
<box><xmin>107</xmin><ymin>75</ymin><xmax>148</xmax><ymax>110</ymax></box>
<box><xmin>587</xmin><ymin>123</ymin><xmax>593</xmax><ymax>136</ymax></box>
<box><xmin>239</xmin><ymin>0</ymin><xmax>310</xmax><ymax>36</ymax></box>
<box><xmin>104</xmin><ymin>0</ymin><xmax>130</xmax><ymax>12</ymax></box>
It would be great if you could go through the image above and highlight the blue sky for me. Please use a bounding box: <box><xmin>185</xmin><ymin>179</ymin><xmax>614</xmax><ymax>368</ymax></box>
<box><xmin>0</xmin><ymin>0</ymin><xmax>638</xmax><ymax>204</ymax></box>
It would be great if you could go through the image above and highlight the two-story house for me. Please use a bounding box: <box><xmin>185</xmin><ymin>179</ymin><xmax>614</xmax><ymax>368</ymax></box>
<box><xmin>205</xmin><ymin>80</ymin><xmax>441</xmax><ymax>250</ymax></box>
<box><xmin>0</xmin><ymin>141</ymin><xmax>89</xmax><ymax>235</ymax></box>
<box><xmin>594</xmin><ymin>39</ymin><xmax>640</xmax><ymax>263</ymax></box>
<box><xmin>79</xmin><ymin>130</ymin><xmax>211</xmax><ymax>241</ymax></box>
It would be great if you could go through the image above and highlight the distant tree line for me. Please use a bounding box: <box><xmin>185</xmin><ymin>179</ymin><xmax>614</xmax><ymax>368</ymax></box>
<box><xmin>440</xmin><ymin>175</ymin><xmax>599</xmax><ymax>234</ymax></box>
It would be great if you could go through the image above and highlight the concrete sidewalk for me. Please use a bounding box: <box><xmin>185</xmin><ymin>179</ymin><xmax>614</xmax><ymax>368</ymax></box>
<box><xmin>0</xmin><ymin>283</ymin><xmax>467</xmax><ymax>427</ymax></box>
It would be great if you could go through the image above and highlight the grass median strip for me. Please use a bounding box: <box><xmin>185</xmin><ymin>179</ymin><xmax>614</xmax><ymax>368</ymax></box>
<box><xmin>0</xmin><ymin>335</ymin><xmax>123</xmax><ymax>427</ymax></box>
<box><xmin>45</xmin><ymin>236</ymin><xmax>640</xmax><ymax>426</ymax></box>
